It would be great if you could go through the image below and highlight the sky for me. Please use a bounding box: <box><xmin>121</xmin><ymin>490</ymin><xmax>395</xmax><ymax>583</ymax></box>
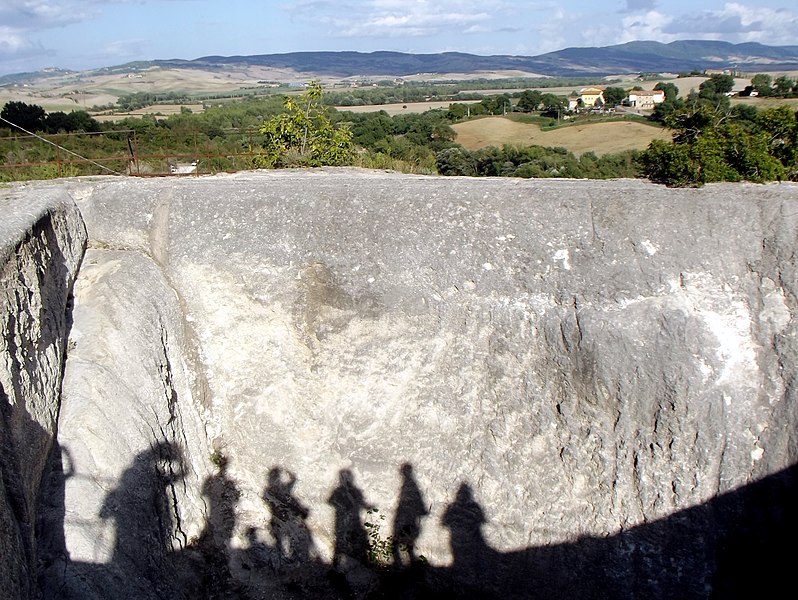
<box><xmin>1</xmin><ymin>0</ymin><xmax>797</xmax><ymax>76</ymax></box>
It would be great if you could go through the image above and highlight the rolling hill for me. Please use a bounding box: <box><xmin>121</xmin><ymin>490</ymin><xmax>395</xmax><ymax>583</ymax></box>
<box><xmin>4</xmin><ymin>40</ymin><xmax>797</xmax><ymax>87</ymax></box>
<box><xmin>146</xmin><ymin>40</ymin><xmax>798</xmax><ymax>78</ymax></box>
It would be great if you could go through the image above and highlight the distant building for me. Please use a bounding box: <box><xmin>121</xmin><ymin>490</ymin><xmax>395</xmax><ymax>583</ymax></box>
<box><xmin>567</xmin><ymin>86</ymin><xmax>606</xmax><ymax>111</ymax></box>
<box><xmin>626</xmin><ymin>89</ymin><xmax>665</xmax><ymax>110</ymax></box>
<box><xmin>169</xmin><ymin>160</ymin><xmax>198</xmax><ymax>175</ymax></box>
<box><xmin>704</xmin><ymin>68</ymin><xmax>742</xmax><ymax>77</ymax></box>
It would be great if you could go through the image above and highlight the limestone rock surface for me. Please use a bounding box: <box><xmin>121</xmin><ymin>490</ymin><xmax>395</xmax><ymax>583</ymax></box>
<box><xmin>0</xmin><ymin>188</ymin><xmax>85</xmax><ymax>600</ymax></box>
<box><xmin>2</xmin><ymin>170</ymin><xmax>797</xmax><ymax>599</ymax></box>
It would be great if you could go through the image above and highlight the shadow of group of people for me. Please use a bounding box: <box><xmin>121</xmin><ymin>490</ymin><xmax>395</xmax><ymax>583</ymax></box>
<box><xmin>36</xmin><ymin>439</ymin><xmax>798</xmax><ymax>600</ymax></box>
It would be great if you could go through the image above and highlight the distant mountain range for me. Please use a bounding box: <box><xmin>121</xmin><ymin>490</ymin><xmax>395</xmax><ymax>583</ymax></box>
<box><xmin>3</xmin><ymin>40</ymin><xmax>798</xmax><ymax>84</ymax></box>
<box><xmin>145</xmin><ymin>40</ymin><xmax>798</xmax><ymax>78</ymax></box>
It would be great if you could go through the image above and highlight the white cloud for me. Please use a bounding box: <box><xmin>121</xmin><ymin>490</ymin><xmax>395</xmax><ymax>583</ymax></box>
<box><xmin>101</xmin><ymin>39</ymin><xmax>146</xmax><ymax>59</ymax></box>
<box><xmin>463</xmin><ymin>24</ymin><xmax>522</xmax><ymax>35</ymax></box>
<box><xmin>619</xmin><ymin>10</ymin><xmax>676</xmax><ymax>43</ymax></box>
<box><xmin>0</xmin><ymin>1</ymin><xmax>105</xmax><ymax>30</ymax></box>
<box><xmin>621</xmin><ymin>0</ymin><xmax>658</xmax><ymax>12</ymax></box>
<box><xmin>0</xmin><ymin>1</ymin><xmax>189</xmax><ymax>35</ymax></box>
<box><xmin>620</xmin><ymin>3</ymin><xmax>798</xmax><ymax>45</ymax></box>
<box><xmin>0</xmin><ymin>1</ymin><xmax>183</xmax><ymax>65</ymax></box>
<box><xmin>525</xmin><ymin>7</ymin><xmax>575</xmax><ymax>54</ymax></box>
<box><xmin>0</xmin><ymin>25</ymin><xmax>39</xmax><ymax>54</ymax></box>
<box><xmin>285</xmin><ymin>0</ymin><xmax>510</xmax><ymax>39</ymax></box>
<box><xmin>0</xmin><ymin>25</ymin><xmax>54</xmax><ymax>68</ymax></box>
<box><xmin>663</xmin><ymin>3</ymin><xmax>798</xmax><ymax>44</ymax></box>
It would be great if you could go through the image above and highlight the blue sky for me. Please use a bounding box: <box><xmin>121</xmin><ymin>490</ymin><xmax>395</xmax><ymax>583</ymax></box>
<box><xmin>1</xmin><ymin>1</ymin><xmax>797</xmax><ymax>75</ymax></box>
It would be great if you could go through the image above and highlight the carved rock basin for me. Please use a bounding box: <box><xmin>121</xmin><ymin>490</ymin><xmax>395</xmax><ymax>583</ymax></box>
<box><xmin>2</xmin><ymin>170</ymin><xmax>796</xmax><ymax>599</ymax></box>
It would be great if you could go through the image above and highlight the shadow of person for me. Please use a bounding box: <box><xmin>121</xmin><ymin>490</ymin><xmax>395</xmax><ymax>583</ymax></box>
<box><xmin>201</xmin><ymin>454</ymin><xmax>239</xmax><ymax>547</ymax></box>
<box><xmin>441</xmin><ymin>483</ymin><xmax>501</xmax><ymax>598</ymax></box>
<box><xmin>327</xmin><ymin>469</ymin><xmax>378</xmax><ymax>598</ymax></box>
<box><xmin>98</xmin><ymin>441</ymin><xmax>185</xmax><ymax>589</ymax></box>
<box><xmin>328</xmin><ymin>469</ymin><xmax>374</xmax><ymax>569</ymax></box>
<box><xmin>263</xmin><ymin>466</ymin><xmax>316</xmax><ymax>567</ymax></box>
<box><xmin>193</xmin><ymin>453</ymin><xmax>241</xmax><ymax>598</ymax></box>
<box><xmin>391</xmin><ymin>463</ymin><xmax>428</xmax><ymax>570</ymax></box>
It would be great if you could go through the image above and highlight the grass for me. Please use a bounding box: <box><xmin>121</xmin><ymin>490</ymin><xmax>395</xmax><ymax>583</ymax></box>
<box><xmin>731</xmin><ymin>97</ymin><xmax>798</xmax><ymax>110</ymax></box>
<box><xmin>337</xmin><ymin>100</ymin><xmax>482</xmax><ymax>115</ymax></box>
<box><xmin>452</xmin><ymin>116</ymin><xmax>672</xmax><ymax>156</ymax></box>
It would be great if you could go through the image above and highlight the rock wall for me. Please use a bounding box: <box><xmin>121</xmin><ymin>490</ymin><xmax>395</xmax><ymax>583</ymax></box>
<box><xmin>2</xmin><ymin>170</ymin><xmax>797</xmax><ymax>599</ymax></box>
<box><xmin>0</xmin><ymin>189</ymin><xmax>85</xmax><ymax>600</ymax></box>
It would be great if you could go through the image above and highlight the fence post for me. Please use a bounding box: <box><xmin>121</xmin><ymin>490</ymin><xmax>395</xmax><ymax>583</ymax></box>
<box><xmin>55</xmin><ymin>140</ymin><xmax>62</xmax><ymax>178</ymax></box>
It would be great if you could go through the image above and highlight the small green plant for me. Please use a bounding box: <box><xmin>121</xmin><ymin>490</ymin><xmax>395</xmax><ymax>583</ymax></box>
<box><xmin>364</xmin><ymin>507</ymin><xmax>395</xmax><ymax>568</ymax></box>
<box><xmin>364</xmin><ymin>507</ymin><xmax>425</xmax><ymax>569</ymax></box>
<box><xmin>254</xmin><ymin>81</ymin><xmax>355</xmax><ymax>168</ymax></box>
<box><xmin>209</xmin><ymin>448</ymin><xmax>227</xmax><ymax>469</ymax></box>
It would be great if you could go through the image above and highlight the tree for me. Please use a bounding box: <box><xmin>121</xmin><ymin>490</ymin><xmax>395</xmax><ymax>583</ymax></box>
<box><xmin>540</xmin><ymin>93</ymin><xmax>565</xmax><ymax>117</ymax></box>
<box><xmin>730</xmin><ymin>103</ymin><xmax>759</xmax><ymax>127</ymax></box>
<box><xmin>516</xmin><ymin>90</ymin><xmax>542</xmax><ymax>112</ymax></box>
<box><xmin>479</xmin><ymin>96</ymin><xmax>500</xmax><ymax>115</ymax></box>
<box><xmin>446</xmin><ymin>103</ymin><xmax>470</xmax><ymax>120</ymax></box>
<box><xmin>641</xmin><ymin>101</ymin><xmax>791</xmax><ymax>186</ymax></box>
<box><xmin>436</xmin><ymin>147</ymin><xmax>477</xmax><ymax>176</ymax></box>
<box><xmin>719</xmin><ymin>123</ymin><xmax>784</xmax><ymax>182</ymax></box>
<box><xmin>45</xmin><ymin>110</ymin><xmax>101</xmax><ymax>133</ymax></box>
<box><xmin>665</xmin><ymin>103</ymin><xmax>726</xmax><ymax>145</ymax></box>
<box><xmin>756</xmin><ymin>105</ymin><xmax>798</xmax><ymax>170</ymax></box>
<box><xmin>751</xmin><ymin>73</ymin><xmax>773</xmax><ymax>96</ymax></box>
<box><xmin>640</xmin><ymin>139</ymin><xmax>702</xmax><ymax>186</ymax></box>
<box><xmin>255</xmin><ymin>81</ymin><xmax>355</xmax><ymax>168</ymax></box>
<box><xmin>653</xmin><ymin>82</ymin><xmax>679</xmax><ymax>102</ymax></box>
<box><xmin>1</xmin><ymin>101</ymin><xmax>46</xmax><ymax>132</ymax></box>
<box><xmin>700</xmin><ymin>74</ymin><xmax>735</xmax><ymax>97</ymax></box>
<box><xmin>479</xmin><ymin>95</ymin><xmax>512</xmax><ymax>116</ymax></box>
<box><xmin>651</xmin><ymin>97</ymin><xmax>684</xmax><ymax>123</ymax></box>
<box><xmin>774</xmin><ymin>76</ymin><xmax>795</xmax><ymax>97</ymax></box>
<box><xmin>602</xmin><ymin>87</ymin><xmax>627</xmax><ymax>107</ymax></box>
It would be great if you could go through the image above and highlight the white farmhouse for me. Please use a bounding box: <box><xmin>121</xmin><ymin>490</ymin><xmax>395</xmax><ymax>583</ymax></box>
<box><xmin>626</xmin><ymin>89</ymin><xmax>666</xmax><ymax>110</ymax></box>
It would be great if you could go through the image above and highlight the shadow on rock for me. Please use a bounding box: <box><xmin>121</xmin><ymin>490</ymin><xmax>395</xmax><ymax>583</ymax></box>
<box><xmin>34</xmin><ymin>446</ymin><xmax>798</xmax><ymax>600</ymax></box>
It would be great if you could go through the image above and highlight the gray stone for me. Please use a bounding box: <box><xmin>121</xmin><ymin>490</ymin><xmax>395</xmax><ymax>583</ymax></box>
<box><xmin>2</xmin><ymin>170</ymin><xmax>797</xmax><ymax>599</ymax></box>
<box><xmin>0</xmin><ymin>187</ymin><xmax>85</xmax><ymax>600</ymax></box>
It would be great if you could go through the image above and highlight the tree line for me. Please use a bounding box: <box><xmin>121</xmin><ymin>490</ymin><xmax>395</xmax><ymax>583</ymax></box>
<box><xmin>2</xmin><ymin>73</ymin><xmax>797</xmax><ymax>185</ymax></box>
<box><xmin>640</xmin><ymin>73</ymin><xmax>798</xmax><ymax>185</ymax></box>
<box><xmin>0</xmin><ymin>101</ymin><xmax>102</xmax><ymax>134</ymax></box>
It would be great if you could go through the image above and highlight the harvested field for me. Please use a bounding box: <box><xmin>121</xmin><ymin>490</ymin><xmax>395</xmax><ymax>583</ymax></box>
<box><xmin>732</xmin><ymin>97</ymin><xmax>798</xmax><ymax>110</ymax></box>
<box><xmin>337</xmin><ymin>100</ymin><xmax>481</xmax><ymax>115</ymax></box>
<box><xmin>452</xmin><ymin>117</ymin><xmax>672</xmax><ymax>156</ymax></box>
<box><xmin>94</xmin><ymin>104</ymin><xmax>206</xmax><ymax>122</ymax></box>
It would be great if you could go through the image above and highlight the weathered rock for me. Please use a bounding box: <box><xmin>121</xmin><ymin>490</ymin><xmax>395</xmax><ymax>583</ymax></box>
<box><xmin>0</xmin><ymin>188</ymin><xmax>85</xmax><ymax>600</ymax></box>
<box><xmin>36</xmin><ymin>247</ymin><xmax>214</xmax><ymax>599</ymax></box>
<box><xmin>2</xmin><ymin>170</ymin><xmax>798</xmax><ymax>599</ymax></box>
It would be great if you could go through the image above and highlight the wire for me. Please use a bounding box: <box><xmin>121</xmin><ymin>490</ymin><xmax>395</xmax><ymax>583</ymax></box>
<box><xmin>0</xmin><ymin>115</ymin><xmax>127</xmax><ymax>176</ymax></box>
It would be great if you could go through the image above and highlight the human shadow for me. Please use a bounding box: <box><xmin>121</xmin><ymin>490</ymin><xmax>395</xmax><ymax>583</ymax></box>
<box><xmin>33</xmin><ymin>446</ymin><xmax>797</xmax><ymax>600</ymax></box>
<box><xmin>99</xmin><ymin>441</ymin><xmax>185</xmax><ymax>569</ymax></box>
<box><xmin>190</xmin><ymin>453</ymin><xmax>244</xmax><ymax>598</ymax></box>
<box><xmin>228</xmin><ymin>467</ymin><xmax>329</xmax><ymax>599</ymax></box>
<box><xmin>327</xmin><ymin>468</ymin><xmax>381</xmax><ymax>598</ymax></box>
<box><xmin>391</xmin><ymin>463</ymin><xmax>428</xmax><ymax>570</ymax></box>
<box><xmin>36</xmin><ymin>439</ymin><xmax>75</xmax><ymax>591</ymax></box>
<box><xmin>37</xmin><ymin>440</ymin><xmax>200</xmax><ymax>600</ymax></box>
<box><xmin>420</xmin><ymin>463</ymin><xmax>798</xmax><ymax>600</ymax></box>
<box><xmin>263</xmin><ymin>466</ymin><xmax>316</xmax><ymax>567</ymax></box>
<box><xmin>328</xmin><ymin>469</ymin><xmax>375</xmax><ymax>570</ymax></box>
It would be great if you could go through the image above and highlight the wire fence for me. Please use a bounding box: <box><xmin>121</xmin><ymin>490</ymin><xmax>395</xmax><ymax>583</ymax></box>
<box><xmin>0</xmin><ymin>127</ymin><xmax>266</xmax><ymax>181</ymax></box>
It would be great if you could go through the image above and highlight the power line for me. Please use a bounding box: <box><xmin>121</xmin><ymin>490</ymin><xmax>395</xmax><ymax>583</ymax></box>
<box><xmin>0</xmin><ymin>115</ymin><xmax>127</xmax><ymax>176</ymax></box>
